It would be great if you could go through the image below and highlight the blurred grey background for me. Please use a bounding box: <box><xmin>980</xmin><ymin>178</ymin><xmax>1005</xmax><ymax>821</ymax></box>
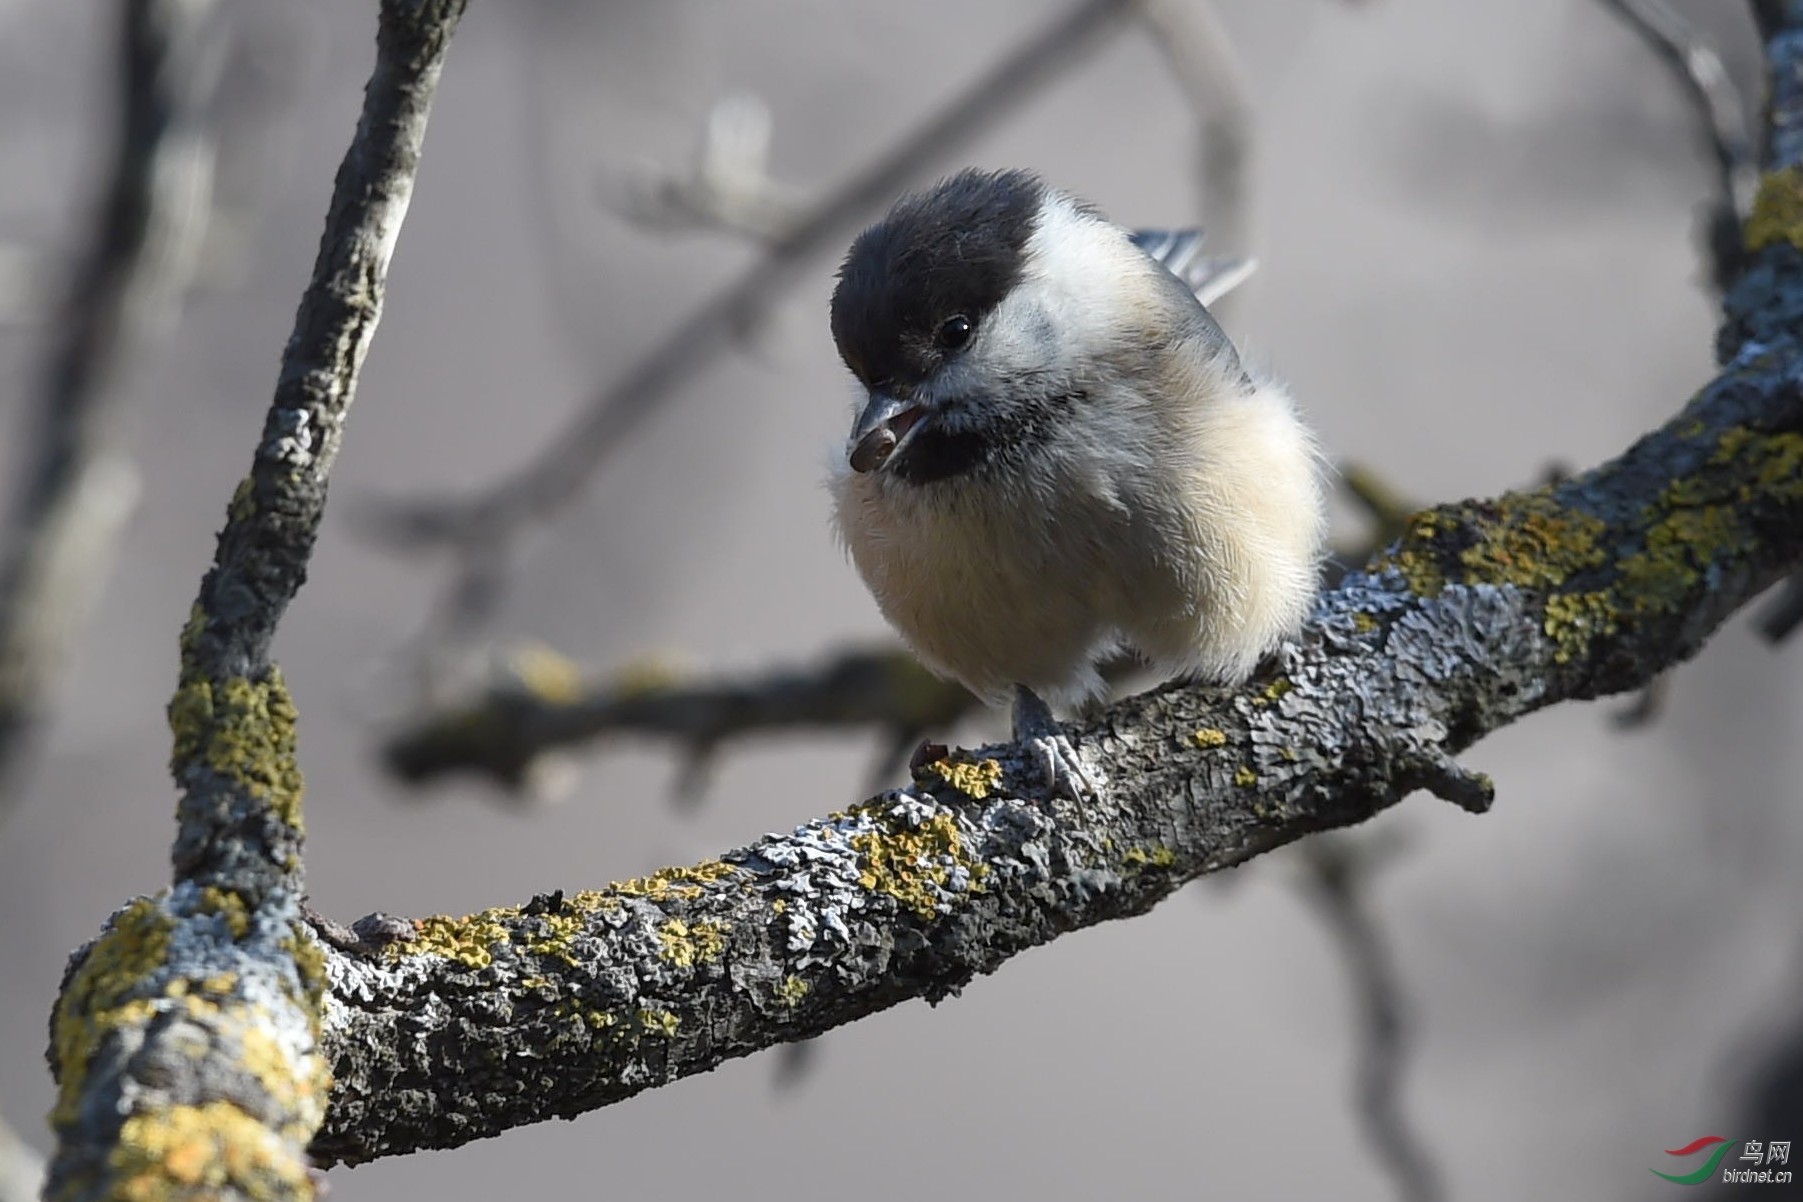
<box><xmin>3</xmin><ymin>0</ymin><xmax>1801</xmax><ymax>1198</ymax></box>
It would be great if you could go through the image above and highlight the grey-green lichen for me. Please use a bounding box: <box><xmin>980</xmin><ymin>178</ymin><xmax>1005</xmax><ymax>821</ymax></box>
<box><xmin>167</xmin><ymin>665</ymin><xmax>306</xmax><ymax>849</ymax></box>
<box><xmin>1372</xmin><ymin>421</ymin><xmax>1803</xmax><ymax>668</ymax></box>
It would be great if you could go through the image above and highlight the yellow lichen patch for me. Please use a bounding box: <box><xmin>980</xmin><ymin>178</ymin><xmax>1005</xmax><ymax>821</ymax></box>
<box><xmin>636</xmin><ymin>1008</ymin><xmax>679</xmax><ymax>1037</ymax></box>
<box><xmin>195</xmin><ymin>886</ymin><xmax>250</xmax><ymax>940</ymax></box>
<box><xmin>656</xmin><ymin>918</ymin><xmax>728</xmax><ymax>968</ymax></box>
<box><xmin>565</xmin><ymin>890</ymin><xmax>626</xmax><ymax>919</ymax></box>
<box><xmin>776</xmin><ymin>975</ymin><xmax>809</xmax><ymax>1006</ymax></box>
<box><xmin>608</xmin><ymin>653</ymin><xmax>688</xmax><ymax>698</ymax></box>
<box><xmin>929</xmin><ymin>755</ymin><xmax>1003</xmax><ymax>799</ymax></box>
<box><xmin>282</xmin><ymin>927</ymin><xmax>327</xmax><ymax>1014</ymax></box>
<box><xmin>227</xmin><ymin>476</ymin><xmax>258</xmax><ymax>525</ymax></box>
<box><xmin>1233</xmin><ymin>765</ymin><xmax>1258</xmax><ymax>787</ymax></box>
<box><xmin>1710</xmin><ymin>426</ymin><xmax>1803</xmax><ymax>495</ymax></box>
<box><xmin>1121</xmin><ymin>846</ymin><xmax>1177</xmax><ymax>871</ymax></box>
<box><xmin>849</xmin><ymin>807</ymin><xmax>982</xmax><ymax>921</ymax></box>
<box><xmin>50</xmin><ymin>896</ymin><xmax>174</xmax><ymax>1128</ymax></box>
<box><xmin>607</xmin><ymin>859</ymin><xmax>739</xmax><ymax>903</ymax></box>
<box><xmin>1745</xmin><ymin>165</ymin><xmax>1803</xmax><ymax>252</ymax></box>
<box><xmin>1352</xmin><ymin>611</ymin><xmax>1378</xmax><ymax>633</ymax></box>
<box><xmin>1254</xmin><ymin>678</ymin><xmax>1293</xmax><ymax>706</ymax></box>
<box><xmin>166</xmin><ymin>667</ymin><xmax>306</xmax><ymax>837</ymax></box>
<box><xmin>1542</xmin><ymin>590</ymin><xmax>1619</xmax><ymax>664</ymax></box>
<box><xmin>1380</xmin><ymin>494</ymin><xmax>1607</xmax><ymax>598</ymax></box>
<box><xmin>525</xmin><ymin>910</ymin><xmax>586</xmax><ymax>966</ymax></box>
<box><xmin>111</xmin><ymin>1100</ymin><xmax>309</xmax><ymax>1202</ymax></box>
<box><xmin>1460</xmin><ymin>502</ymin><xmax>1607</xmax><ymax>590</ymax></box>
<box><xmin>237</xmin><ymin>1023</ymin><xmax>327</xmax><ymax>1121</ymax></box>
<box><xmin>509</xmin><ymin>642</ymin><xmax>585</xmax><ymax>705</ymax></box>
<box><xmin>1191</xmin><ymin>727</ymin><xmax>1228</xmax><ymax>749</ymax></box>
<box><xmin>399</xmin><ymin>909</ymin><xmax>513</xmax><ymax>970</ymax></box>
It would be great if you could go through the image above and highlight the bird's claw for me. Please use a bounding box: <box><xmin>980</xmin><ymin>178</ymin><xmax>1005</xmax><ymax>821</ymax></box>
<box><xmin>1012</xmin><ymin>684</ymin><xmax>1100</xmax><ymax>804</ymax></box>
<box><xmin>1029</xmin><ymin>732</ymin><xmax>1100</xmax><ymax>803</ymax></box>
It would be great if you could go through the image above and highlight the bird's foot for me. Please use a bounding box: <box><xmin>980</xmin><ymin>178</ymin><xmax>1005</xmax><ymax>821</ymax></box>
<box><xmin>1011</xmin><ymin>685</ymin><xmax>1100</xmax><ymax>804</ymax></box>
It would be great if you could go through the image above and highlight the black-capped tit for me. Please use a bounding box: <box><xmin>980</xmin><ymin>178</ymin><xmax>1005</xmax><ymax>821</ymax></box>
<box><xmin>828</xmin><ymin>169</ymin><xmax>1326</xmax><ymax>794</ymax></box>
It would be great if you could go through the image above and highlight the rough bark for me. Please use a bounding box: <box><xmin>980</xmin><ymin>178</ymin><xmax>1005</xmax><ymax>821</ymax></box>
<box><xmin>43</xmin><ymin>4</ymin><xmax>468</xmax><ymax>1200</ymax></box>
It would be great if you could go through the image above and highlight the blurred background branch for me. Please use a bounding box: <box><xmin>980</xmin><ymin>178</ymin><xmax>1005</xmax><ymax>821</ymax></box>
<box><xmin>0</xmin><ymin>0</ymin><xmax>221</xmax><ymax>1184</ymax></box>
<box><xmin>383</xmin><ymin>643</ymin><xmax>978</xmax><ymax>797</ymax></box>
<box><xmin>1137</xmin><ymin>0</ymin><xmax>1252</xmax><ymax>319</ymax></box>
<box><xmin>1300</xmin><ymin>834</ymin><xmax>1444</xmax><ymax>1202</ymax></box>
<box><xmin>0</xmin><ymin>1111</ymin><xmax>42</xmax><ymax>1202</ymax></box>
<box><xmin>0</xmin><ymin>0</ymin><xmax>220</xmax><ymax>826</ymax></box>
<box><xmin>1596</xmin><ymin>0</ymin><xmax>1755</xmax><ymax>290</ymax></box>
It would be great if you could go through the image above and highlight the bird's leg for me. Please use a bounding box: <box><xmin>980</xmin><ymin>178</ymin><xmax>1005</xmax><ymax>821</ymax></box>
<box><xmin>1011</xmin><ymin>684</ymin><xmax>1099</xmax><ymax>803</ymax></box>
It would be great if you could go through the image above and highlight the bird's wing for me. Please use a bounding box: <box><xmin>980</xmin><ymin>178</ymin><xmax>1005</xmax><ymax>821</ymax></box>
<box><xmin>1129</xmin><ymin>228</ymin><xmax>1256</xmax><ymax>309</ymax></box>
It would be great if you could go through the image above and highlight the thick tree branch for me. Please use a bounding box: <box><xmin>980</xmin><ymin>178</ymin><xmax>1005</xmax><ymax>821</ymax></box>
<box><xmin>312</xmin><ymin>147</ymin><xmax>1803</xmax><ymax>1167</ymax></box>
<box><xmin>43</xmin><ymin>4</ymin><xmax>467</xmax><ymax>1200</ymax></box>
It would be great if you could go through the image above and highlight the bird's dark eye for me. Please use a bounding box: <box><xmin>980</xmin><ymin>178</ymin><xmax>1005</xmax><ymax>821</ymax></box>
<box><xmin>936</xmin><ymin>314</ymin><xmax>973</xmax><ymax>350</ymax></box>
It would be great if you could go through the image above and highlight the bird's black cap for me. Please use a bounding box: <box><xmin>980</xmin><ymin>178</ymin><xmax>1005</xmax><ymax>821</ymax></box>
<box><xmin>830</xmin><ymin>168</ymin><xmax>1045</xmax><ymax>389</ymax></box>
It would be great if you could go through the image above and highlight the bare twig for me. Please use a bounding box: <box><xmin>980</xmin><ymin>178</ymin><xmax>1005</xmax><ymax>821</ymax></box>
<box><xmin>45</xmin><ymin>4</ymin><xmax>468</xmax><ymax>1199</ymax></box>
<box><xmin>384</xmin><ymin>644</ymin><xmax>979</xmax><ymax>791</ymax></box>
<box><xmin>0</xmin><ymin>0</ymin><xmax>220</xmax><ymax>825</ymax></box>
<box><xmin>380</xmin><ymin>642</ymin><xmax>1165</xmax><ymax>800</ymax></box>
<box><xmin>1135</xmin><ymin>0</ymin><xmax>1253</xmax><ymax>313</ymax></box>
<box><xmin>1300</xmin><ymin>836</ymin><xmax>1444</xmax><ymax>1202</ymax></box>
<box><xmin>613</xmin><ymin>93</ymin><xmax>808</xmax><ymax>242</ymax></box>
<box><xmin>1595</xmin><ymin>0</ymin><xmax>1756</xmax><ymax>289</ymax></box>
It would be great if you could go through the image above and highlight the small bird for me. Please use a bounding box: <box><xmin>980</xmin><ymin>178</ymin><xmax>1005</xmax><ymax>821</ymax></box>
<box><xmin>828</xmin><ymin>168</ymin><xmax>1326</xmax><ymax>794</ymax></box>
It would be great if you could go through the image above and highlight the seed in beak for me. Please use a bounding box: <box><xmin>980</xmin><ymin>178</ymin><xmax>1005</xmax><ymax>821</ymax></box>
<box><xmin>849</xmin><ymin>405</ymin><xmax>926</xmax><ymax>473</ymax></box>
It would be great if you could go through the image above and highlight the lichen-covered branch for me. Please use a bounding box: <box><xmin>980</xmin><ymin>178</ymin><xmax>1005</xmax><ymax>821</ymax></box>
<box><xmin>313</xmin><ymin>164</ymin><xmax>1803</xmax><ymax>1170</ymax></box>
<box><xmin>44</xmin><ymin>4</ymin><xmax>468</xmax><ymax>1200</ymax></box>
<box><xmin>0</xmin><ymin>0</ymin><xmax>219</xmax><ymax>826</ymax></box>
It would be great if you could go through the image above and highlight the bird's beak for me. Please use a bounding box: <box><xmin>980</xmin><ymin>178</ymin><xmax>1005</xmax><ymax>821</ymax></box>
<box><xmin>848</xmin><ymin>391</ymin><xmax>930</xmax><ymax>474</ymax></box>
